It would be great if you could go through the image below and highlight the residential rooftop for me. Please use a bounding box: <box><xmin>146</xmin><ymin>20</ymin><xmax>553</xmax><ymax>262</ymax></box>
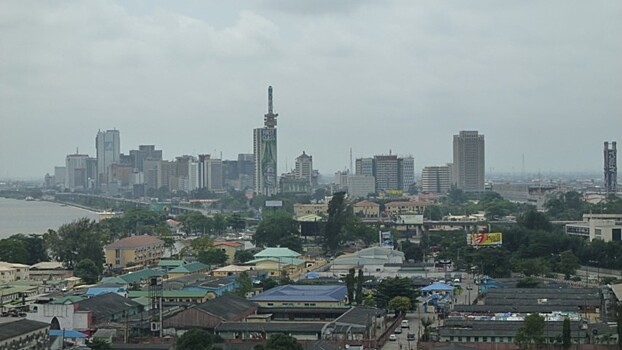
<box><xmin>105</xmin><ymin>234</ymin><xmax>163</xmax><ymax>249</ymax></box>
<box><xmin>250</xmin><ymin>285</ymin><xmax>347</xmax><ymax>303</ymax></box>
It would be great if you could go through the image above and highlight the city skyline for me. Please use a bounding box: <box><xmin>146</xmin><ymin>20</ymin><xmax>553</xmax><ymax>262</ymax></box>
<box><xmin>1</xmin><ymin>1</ymin><xmax>621</xmax><ymax>179</ymax></box>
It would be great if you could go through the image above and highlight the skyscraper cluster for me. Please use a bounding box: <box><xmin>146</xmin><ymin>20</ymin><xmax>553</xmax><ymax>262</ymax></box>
<box><xmin>45</xmin><ymin>86</ymin><xmax>319</xmax><ymax>197</ymax></box>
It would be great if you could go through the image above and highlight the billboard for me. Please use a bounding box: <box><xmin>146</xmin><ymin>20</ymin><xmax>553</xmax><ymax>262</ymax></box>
<box><xmin>468</xmin><ymin>232</ymin><xmax>503</xmax><ymax>246</ymax></box>
<box><xmin>261</xmin><ymin>129</ymin><xmax>277</xmax><ymax>193</ymax></box>
<box><xmin>395</xmin><ymin>214</ymin><xmax>424</xmax><ymax>225</ymax></box>
<box><xmin>265</xmin><ymin>200</ymin><xmax>283</xmax><ymax>207</ymax></box>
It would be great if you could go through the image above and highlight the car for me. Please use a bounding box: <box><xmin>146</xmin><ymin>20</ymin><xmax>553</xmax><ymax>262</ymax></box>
<box><xmin>401</xmin><ymin>320</ymin><xmax>410</xmax><ymax>328</ymax></box>
<box><xmin>389</xmin><ymin>334</ymin><xmax>397</xmax><ymax>341</ymax></box>
<box><xmin>394</xmin><ymin>327</ymin><xmax>402</xmax><ymax>334</ymax></box>
<box><xmin>407</xmin><ymin>333</ymin><xmax>416</xmax><ymax>341</ymax></box>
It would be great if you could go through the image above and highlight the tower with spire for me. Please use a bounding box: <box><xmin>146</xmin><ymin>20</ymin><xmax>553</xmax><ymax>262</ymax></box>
<box><xmin>253</xmin><ymin>86</ymin><xmax>279</xmax><ymax>196</ymax></box>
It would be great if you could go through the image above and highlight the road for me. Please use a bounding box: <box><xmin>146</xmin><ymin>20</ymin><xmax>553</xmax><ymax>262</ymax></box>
<box><xmin>381</xmin><ymin>274</ymin><xmax>479</xmax><ymax>350</ymax></box>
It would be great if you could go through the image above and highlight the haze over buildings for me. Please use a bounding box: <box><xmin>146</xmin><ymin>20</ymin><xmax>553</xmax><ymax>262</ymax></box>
<box><xmin>1</xmin><ymin>1</ymin><xmax>621</xmax><ymax>179</ymax></box>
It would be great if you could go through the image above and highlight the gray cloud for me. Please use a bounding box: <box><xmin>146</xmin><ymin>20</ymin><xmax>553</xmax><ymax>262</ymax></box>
<box><xmin>1</xmin><ymin>0</ymin><xmax>621</xmax><ymax>179</ymax></box>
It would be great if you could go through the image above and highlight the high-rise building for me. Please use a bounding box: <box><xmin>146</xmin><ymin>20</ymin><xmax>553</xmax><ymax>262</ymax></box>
<box><xmin>355</xmin><ymin>158</ymin><xmax>374</xmax><ymax>177</ymax></box>
<box><xmin>129</xmin><ymin>145</ymin><xmax>162</xmax><ymax>172</ymax></box>
<box><xmin>421</xmin><ymin>165</ymin><xmax>452</xmax><ymax>194</ymax></box>
<box><xmin>604</xmin><ymin>141</ymin><xmax>617</xmax><ymax>193</ymax></box>
<box><xmin>294</xmin><ymin>151</ymin><xmax>313</xmax><ymax>183</ymax></box>
<box><xmin>95</xmin><ymin>129</ymin><xmax>120</xmax><ymax>189</ymax></box>
<box><xmin>198</xmin><ymin>154</ymin><xmax>224</xmax><ymax>191</ymax></box>
<box><xmin>253</xmin><ymin>86</ymin><xmax>279</xmax><ymax>196</ymax></box>
<box><xmin>453</xmin><ymin>130</ymin><xmax>485</xmax><ymax>192</ymax></box>
<box><xmin>355</xmin><ymin>154</ymin><xmax>414</xmax><ymax>192</ymax></box>
<box><xmin>65</xmin><ymin>153</ymin><xmax>89</xmax><ymax>191</ymax></box>
<box><xmin>400</xmin><ymin>156</ymin><xmax>415</xmax><ymax>192</ymax></box>
<box><xmin>374</xmin><ymin>155</ymin><xmax>399</xmax><ymax>191</ymax></box>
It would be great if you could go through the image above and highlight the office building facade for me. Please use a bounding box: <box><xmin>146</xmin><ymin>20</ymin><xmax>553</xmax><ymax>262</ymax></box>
<box><xmin>421</xmin><ymin>165</ymin><xmax>452</xmax><ymax>194</ymax></box>
<box><xmin>604</xmin><ymin>141</ymin><xmax>617</xmax><ymax>193</ymax></box>
<box><xmin>354</xmin><ymin>155</ymin><xmax>414</xmax><ymax>193</ymax></box>
<box><xmin>95</xmin><ymin>129</ymin><xmax>120</xmax><ymax>189</ymax></box>
<box><xmin>453</xmin><ymin>130</ymin><xmax>485</xmax><ymax>192</ymax></box>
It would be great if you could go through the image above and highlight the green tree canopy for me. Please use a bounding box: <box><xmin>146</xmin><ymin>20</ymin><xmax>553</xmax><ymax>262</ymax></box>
<box><xmin>227</xmin><ymin>213</ymin><xmax>247</xmax><ymax>231</ymax></box>
<box><xmin>253</xmin><ymin>210</ymin><xmax>299</xmax><ymax>248</ymax></box>
<box><xmin>235</xmin><ymin>250</ymin><xmax>255</xmax><ymax>263</ymax></box>
<box><xmin>515</xmin><ymin>313</ymin><xmax>545</xmax><ymax>348</ymax></box>
<box><xmin>235</xmin><ymin>271</ymin><xmax>253</xmax><ymax>298</ymax></box>
<box><xmin>74</xmin><ymin>259</ymin><xmax>99</xmax><ymax>284</ymax></box>
<box><xmin>198</xmin><ymin>248</ymin><xmax>228</xmax><ymax>266</ymax></box>
<box><xmin>375</xmin><ymin>277</ymin><xmax>419</xmax><ymax>309</ymax></box>
<box><xmin>388</xmin><ymin>296</ymin><xmax>412</xmax><ymax>315</ymax></box>
<box><xmin>86</xmin><ymin>338</ymin><xmax>112</xmax><ymax>350</ymax></box>
<box><xmin>559</xmin><ymin>250</ymin><xmax>580</xmax><ymax>279</ymax></box>
<box><xmin>45</xmin><ymin>218</ymin><xmax>105</xmax><ymax>271</ymax></box>
<box><xmin>176</xmin><ymin>329</ymin><xmax>221</xmax><ymax>350</ymax></box>
<box><xmin>562</xmin><ymin>317</ymin><xmax>571</xmax><ymax>348</ymax></box>
<box><xmin>0</xmin><ymin>237</ymin><xmax>29</xmax><ymax>264</ymax></box>
<box><xmin>257</xmin><ymin>333</ymin><xmax>303</xmax><ymax>350</ymax></box>
<box><xmin>322</xmin><ymin>192</ymin><xmax>348</xmax><ymax>255</ymax></box>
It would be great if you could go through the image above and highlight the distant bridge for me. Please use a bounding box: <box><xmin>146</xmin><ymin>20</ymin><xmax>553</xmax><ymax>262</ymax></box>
<box><xmin>53</xmin><ymin>193</ymin><xmax>210</xmax><ymax>216</ymax></box>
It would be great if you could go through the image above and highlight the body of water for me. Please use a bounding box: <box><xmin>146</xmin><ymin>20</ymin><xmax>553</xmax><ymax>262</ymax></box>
<box><xmin>0</xmin><ymin>197</ymin><xmax>100</xmax><ymax>238</ymax></box>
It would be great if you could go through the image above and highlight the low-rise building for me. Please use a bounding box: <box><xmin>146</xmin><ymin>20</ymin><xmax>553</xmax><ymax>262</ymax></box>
<box><xmin>105</xmin><ymin>235</ymin><xmax>165</xmax><ymax>269</ymax></box>
<box><xmin>0</xmin><ymin>262</ymin><xmax>29</xmax><ymax>281</ymax></box>
<box><xmin>29</xmin><ymin>262</ymin><xmax>72</xmax><ymax>281</ymax></box>
<box><xmin>353</xmin><ymin>200</ymin><xmax>380</xmax><ymax>219</ymax></box>
<box><xmin>294</xmin><ymin>203</ymin><xmax>328</xmax><ymax>217</ymax></box>
<box><xmin>565</xmin><ymin>214</ymin><xmax>622</xmax><ymax>241</ymax></box>
<box><xmin>163</xmin><ymin>294</ymin><xmax>257</xmax><ymax>333</ymax></box>
<box><xmin>246</xmin><ymin>247</ymin><xmax>308</xmax><ymax>279</ymax></box>
<box><xmin>385</xmin><ymin>201</ymin><xmax>429</xmax><ymax>215</ymax></box>
<box><xmin>331</xmin><ymin>246</ymin><xmax>405</xmax><ymax>274</ymax></box>
<box><xmin>213</xmin><ymin>241</ymin><xmax>245</xmax><ymax>264</ymax></box>
<box><xmin>250</xmin><ymin>285</ymin><xmax>348</xmax><ymax>308</ymax></box>
<box><xmin>167</xmin><ymin>262</ymin><xmax>210</xmax><ymax>279</ymax></box>
<box><xmin>0</xmin><ymin>319</ymin><xmax>50</xmax><ymax>350</ymax></box>
<box><xmin>27</xmin><ymin>293</ymin><xmax>143</xmax><ymax>331</ymax></box>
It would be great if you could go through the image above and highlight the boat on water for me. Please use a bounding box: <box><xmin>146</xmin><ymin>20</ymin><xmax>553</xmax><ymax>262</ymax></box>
<box><xmin>25</xmin><ymin>196</ymin><xmax>34</xmax><ymax>201</ymax></box>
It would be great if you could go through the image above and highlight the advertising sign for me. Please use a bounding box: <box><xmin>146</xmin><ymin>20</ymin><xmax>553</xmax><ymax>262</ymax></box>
<box><xmin>469</xmin><ymin>232</ymin><xmax>503</xmax><ymax>246</ymax></box>
<box><xmin>265</xmin><ymin>200</ymin><xmax>283</xmax><ymax>207</ymax></box>
<box><xmin>395</xmin><ymin>214</ymin><xmax>424</xmax><ymax>225</ymax></box>
<box><xmin>261</xmin><ymin>129</ymin><xmax>277</xmax><ymax>192</ymax></box>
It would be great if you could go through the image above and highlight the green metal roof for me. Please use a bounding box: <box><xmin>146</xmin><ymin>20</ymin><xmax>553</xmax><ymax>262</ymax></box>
<box><xmin>128</xmin><ymin>290</ymin><xmax>210</xmax><ymax>298</ymax></box>
<box><xmin>254</xmin><ymin>247</ymin><xmax>301</xmax><ymax>258</ymax></box>
<box><xmin>158</xmin><ymin>260</ymin><xmax>185</xmax><ymax>267</ymax></box>
<box><xmin>99</xmin><ymin>277</ymin><xmax>127</xmax><ymax>285</ymax></box>
<box><xmin>101</xmin><ymin>269</ymin><xmax>161</xmax><ymax>285</ymax></box>
<box><xmin>50</xmin><ymin>296</ymin><xmax>86</xmax><ymax>304</ymax></box>
<box><xmin>247</xmin><ymin>257</ymin><xmax>306</xmax><ymax>266</ymax></box>
<box><xmin>169</xmin><ymin>262</ymin><xmax>209</xmax><ymax>274</ymax></box>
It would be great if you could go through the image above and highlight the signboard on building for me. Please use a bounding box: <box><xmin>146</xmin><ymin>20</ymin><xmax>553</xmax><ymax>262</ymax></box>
<box><xmin>265</xmin><ymin>200</ymin><xmax>283</xmax><ymax>207</ymax></box>
<box><xmin>261</xmin><ymin>128</ymin><xmax>277</xmax><ymax>193</ymax></box>
<box><xmin>468</xmin><ymin>232</ymin><xmax>503</xmax><ymax>246</ymax></box>
<box><xmin>395</xmin><ymin>214</ymin><xmax>424</xmax><ymax>225</ymax></box>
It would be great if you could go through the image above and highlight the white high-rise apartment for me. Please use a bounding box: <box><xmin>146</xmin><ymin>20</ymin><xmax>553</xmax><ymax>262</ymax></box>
<box><xmin>453</xmin><ymin>130</ymin><xmax>485</xmax><ymax>192</ymax></box>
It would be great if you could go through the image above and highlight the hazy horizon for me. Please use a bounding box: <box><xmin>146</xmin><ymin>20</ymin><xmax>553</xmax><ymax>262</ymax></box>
<box><xmin>1</xmin><ymin>1</ymin><xmax>621</xmax><ymax>179</ymax></box>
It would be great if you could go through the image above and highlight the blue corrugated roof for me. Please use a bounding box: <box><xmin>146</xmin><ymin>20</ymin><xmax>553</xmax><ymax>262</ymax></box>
<box><xmin>250</xmin><ymin>285</ymin><xmax>347</xmax><ymax>302</ymax></box>
<box><xmin>50</xmin><ymin>330</ymin><xmax>88</xmax><ymax>338</ymax></box>
<box><xmin>86</xmin><ymin>287</ymin><xmax>126</xmax><ymax>297</ymax></box>
<box><xmin>421</xmin><ymin>282</ymin><xmax>455</xmax><ymax>292</ymax></box>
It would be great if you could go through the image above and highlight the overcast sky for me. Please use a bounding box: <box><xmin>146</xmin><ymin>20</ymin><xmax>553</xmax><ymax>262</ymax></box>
<box><xmin>1</xmin><ymin>1</ymin><xmax>621</xmax><ymax>180</ymax></box>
